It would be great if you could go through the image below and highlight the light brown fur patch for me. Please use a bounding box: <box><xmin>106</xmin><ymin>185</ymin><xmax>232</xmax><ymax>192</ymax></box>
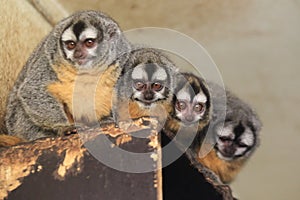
<box><xmin>48</xmin><ymin>61</ymin><xmax>121</xmax><ymax>124</ymax></box>
<box><xmin>116</xmin><ymin>100</ymin><xmax>171</xmax><ymax>124</ymax></box>
<box><xmin>0</xmin><ymin>135</ymin><xmax>24</xmax><ymax>147</ymax></box>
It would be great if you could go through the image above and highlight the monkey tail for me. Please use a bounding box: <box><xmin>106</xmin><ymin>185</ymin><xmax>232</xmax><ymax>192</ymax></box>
<box><xmin>0</xmin><ymin>135</ymin><xmax>25</xmax><ymax>147</ymax></box>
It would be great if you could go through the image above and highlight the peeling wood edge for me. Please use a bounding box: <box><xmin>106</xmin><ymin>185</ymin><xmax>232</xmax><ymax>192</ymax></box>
<box><xmin>0</xmin><ymin>117</ymin><xmax>159</xmax><ymax>199</ymax></box>
<box><xmin>0</xmin><ymin>117</ymin><xmax>232</xmax><ymax>200</ymax></box>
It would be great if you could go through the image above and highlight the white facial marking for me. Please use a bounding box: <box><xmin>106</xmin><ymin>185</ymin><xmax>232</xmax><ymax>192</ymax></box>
<box><xmin>194</xmin><ymin>91</ymin><xmax>207</xmax><ymax>103</ymax></box>
<box><xmin>79</xmin><ymin>28</ymin><xmax>98</xmax><ymax>40</ymax></box>
<box><xmin>217</xmin><ymin>125</ymin><xmax>235</xmax><ymax>139</ymax></box>
<box><xmin>132</xmin><ymin>65</ymin><xmax>148</xmax><ymax>80</ymax></box>
<box><xmin>235</xmin><ymin>147</ymin><xmax>247</xmax><ymax>156</ymax></box>
<box><xmin>154</xmin><ymin>90</ymin><xmax>166</xmax><ymax>100</ymax></box>
<box><xmin>61</xmin><ymin>28</ymin><xmax>76</xmax><ymax>42</ymax></box>
<box><xmin>240</xmin><ymin>128</ymin><xmax>254</xmax><ymax>146</ymax></box>
<box><xmin>176</xmin><ymin>111</ymin><xmax>183</xmax><ymax>119</ymax></box>
<box><xmin>152</xmin><ymin>66</ymin><xmax>167</xmax><ymax>81</ymax></box>
<box><xmin>176</xmin><ymin>86</ymin><xmax>191</xmax><ymax>102</ymax></box>
<box><xmin>64</xmin><ymin>50</ymin><xmax>74</xmax><ymax>60</ymax></box>
<box><xmin>132</xmin><ymin>91</ymin><xmax>143</xmax><ymax>100</ymax></box>
<box><xmin>86</xmin><ymin>47</ymin><xmax>98</xmax><ymax>57</ymax></box>
<box><xmin>194</xmin><ymin>114</ymin><xmax>201</xmax><ymax>122</ymax></box>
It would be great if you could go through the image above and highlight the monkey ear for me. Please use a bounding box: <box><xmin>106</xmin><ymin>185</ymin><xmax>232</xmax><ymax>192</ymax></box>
<box><xmin>107</xmin><ymin>23</ymin><xmax>120</xmax><ymax>40</ymax></box>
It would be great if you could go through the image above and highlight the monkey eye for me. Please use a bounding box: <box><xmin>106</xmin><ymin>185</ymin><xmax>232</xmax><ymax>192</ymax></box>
<box><xmin>152</xmin><ymin>82</ymin><xmax>163</xmax><ymax>91</ymax></box>
<box><xmin>84</xmin><ymin>38</ymin><xmax>96</xmax><ymax>48</ymax></box>
<box><xmin>64</xmin><ymin>40</ymin><xmax>76</xmax><ymax>50</ymax></box>
<box><xmin>134</xmin><ymin>81</ymin><xmax>145</xmax><ymax>91</ymax></box>
<box><xmin>194</xmin><ymin>103</ymin><xmax>205</xmax><ymax>113</ymax></box>
<box><xmin>176</xmin><ymin>101</ymin><xmax>187</xmax><ymax>111</ymax></box>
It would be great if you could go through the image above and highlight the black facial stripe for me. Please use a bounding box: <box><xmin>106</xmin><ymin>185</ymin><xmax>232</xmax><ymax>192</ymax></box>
<box><xmin>187</xmin><ymin>78</ymin><xmax>210</xmax><ymax>109</ymax></box>
<box><xmin>247</xmin><ymin>121</ymin><xmax>256</xmax><ymax>133</ymax></box>
<box><xmin>145</xmin><ymin>64</ymin><xmax>170</xmax><ymax>86</ymax></box>
<box><xmin>59</xmin><ymin>39</ymin><xmax>67</xmax><ymax>59</ymax></box>
<box><xmin>200</xmin><ymin>81</ymin><xmax>210</xmax><ymax>108</ymax></box>
<box><xmin>189</xmin><ymin>82</ymin><xmax>201</xmax><ymax>97</ymax></box>
<box><xmin>144</xmin><ymin>63</ymin><xmax>160</xmax><ymax>81</ymax></box>
<box><xmin>187</xmin><ymin>86</ymin><xmax>196</xmax><ymax>103</ymax></box>
<box><xmin>233</xmin><ymin>122</ymin><xmax>245</xmax><ymax>138</ymax></box>
<box><xmin>73</xmin><ymin>21</ymin><xmax>86</xmax><ymax>40</ymax></box>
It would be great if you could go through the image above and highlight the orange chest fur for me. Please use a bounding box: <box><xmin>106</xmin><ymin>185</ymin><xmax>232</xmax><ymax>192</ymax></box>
<box><xmin>197</xmin><ymin>149</ymin><xmax>245</xmax><ymax>183</ymax></box>
<box><xmin>117</xmin><ymin>100</ymin><xmax>172</xmax><ymax>123</ymax></box>
<box><xmin>47</xmin><ymin>62</ymin><xmax>121</xmax><ymax>123</ymax></box>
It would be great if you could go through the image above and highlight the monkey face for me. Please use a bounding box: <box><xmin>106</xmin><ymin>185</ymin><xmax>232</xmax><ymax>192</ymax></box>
<box><xmin>59</xmin><ymin>13</ymin><xmax>127</xmax><ymax>69</ymax></box>
<box><xmin>61</xmin><ymin>23</ymin><xmax>102</xmax><ymax>68</ymax></box>
<box><xmin>214</xmin><ymin>121</ymin><xmax>256</xmax><ymax>161</ymax></box>
<box><xmin>174</xmin><ymin>82</ymin><xmax>209</xmax><ymax>126</ymax></box>
<box><xmin>130</xmin><ymin>63</ymin><xmax>170</xmax><ymax>107</ymax></box>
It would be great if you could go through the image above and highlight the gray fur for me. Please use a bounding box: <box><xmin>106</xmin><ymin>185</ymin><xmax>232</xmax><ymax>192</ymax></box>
<box><xmin>5</xmin><ymin>10</ymin><xmax>131</xmax><ymax>140</ymax></box>
<box><xmin>208</xmin><ymin>82</ymin><xmax>262</xmax><ymax>159</ymax></box>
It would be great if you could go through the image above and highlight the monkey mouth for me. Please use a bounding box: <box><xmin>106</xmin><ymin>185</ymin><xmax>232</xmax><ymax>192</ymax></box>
<box><xmin>76</xmin><ymin>59</ymin><xmax>88</xmax><ymax>65</ymax></box>
<box><xmin>135</xmin><ymin>98</ymin><xmax>155</xmax><ymax>103</ymax></box>
<box><xmin>134</xmin><ymin>98</ymin><xmax>157</xmax><ymax>107</ymax></box>
<box><xmin>216</xmin><ymin>147</ymin><xmax>235</xmax><ymax>160</ymax></box>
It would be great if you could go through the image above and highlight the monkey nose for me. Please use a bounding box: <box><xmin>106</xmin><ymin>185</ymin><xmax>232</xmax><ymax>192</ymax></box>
<box><xmin>74</xmin><ymin>50</ymin><xmax>85</xmax><ymax>59</ymax></box>
<box><xmin>222</xmin><ymin>140</ymin><xmax>233</xmax><ymax>146</ymax></box>
<box><xmin>144</xmin><ymin>91</ymin><xmax>154</xmax><ymax>100</ymax></box>
<box><xmin>185</xmin><ymin>115</ymin><xmax>194</xmax><ymax>122</ymax></box>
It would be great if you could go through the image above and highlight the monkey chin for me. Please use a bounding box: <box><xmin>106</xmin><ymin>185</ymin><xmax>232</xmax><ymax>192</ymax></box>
<box><xmin>216</xmin><ymin>151</ymin><xmax>235</xmax><ymax>161</ymax></box>
<box><xmin>180</xmin><ymin>121</ymin><xmax>199</xmax><ymax>127</ymax></box>
<box><xmin>74</xmin><ymin>59</ymin><xmax>93</xmax><ymax>68</ymax></box>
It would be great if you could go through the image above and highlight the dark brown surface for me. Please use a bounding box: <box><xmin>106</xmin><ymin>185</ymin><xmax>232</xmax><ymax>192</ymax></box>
<box><xmin>161</xmin><ymin>131</ymin><xmax>234</xmax><ymax>200</ymax></box>
<box><xmin>0</xmin><ymin>119</ymin><xmax>234</xmax><ymax>200</ymax></box>
<box><xmin>4</xmin><ymin>135</ymin><xmax>159</xmax><ymax>200</ymax></box>
<box><xmin>0</xmin><ymin>120</ymin><xmax>161</xmax><ymax>200</ymax></box>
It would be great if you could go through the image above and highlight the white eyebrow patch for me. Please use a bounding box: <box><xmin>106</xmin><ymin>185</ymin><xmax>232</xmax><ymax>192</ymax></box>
<box><xmin>61</xmin><ymin>28</ymin><xmax>76</xmax><ymax>41</ymax></box>
<box><xmin>131</xmin><ymin>64</ymin><xmax>148</xmax><ymax>80</ymax></box>
<box><xmin>194</xmin><ymin>91</ymin><xmax>207</xmax><ymax>103</ymax></box>
<box><xmin>152</xmin><ymin>66</ymin><xmax>167</xmax><ymax>81</ymax></box>
<box><xmin>176</xmin><ymin>86</ymin><xmax>191</xmax><ymax>102</ymax></box>
<box><xmin>79</xmin><ymin>28</ymin><xmax>98</xmax><ymax>40</ymax></box>
<box><xmin>235</xmin><ymin>147</ymin><xmax>247</xmax><ymax>156</ymax></box>
<box><xmin>240</xmin><ymin>129</ymin><xmax>254</xmax><ymax>146</ymax></box>
<box><xmin>217</xmin><ymin>125</ymin><xmax>234</xmax><ymax>139</ymax></box>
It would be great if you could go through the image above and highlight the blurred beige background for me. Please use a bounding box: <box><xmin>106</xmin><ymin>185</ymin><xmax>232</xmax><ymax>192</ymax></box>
<box><xmin>2</xmin><ymin>0</ymin><xmax>300</xmax><ymax>199</ymax></box>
